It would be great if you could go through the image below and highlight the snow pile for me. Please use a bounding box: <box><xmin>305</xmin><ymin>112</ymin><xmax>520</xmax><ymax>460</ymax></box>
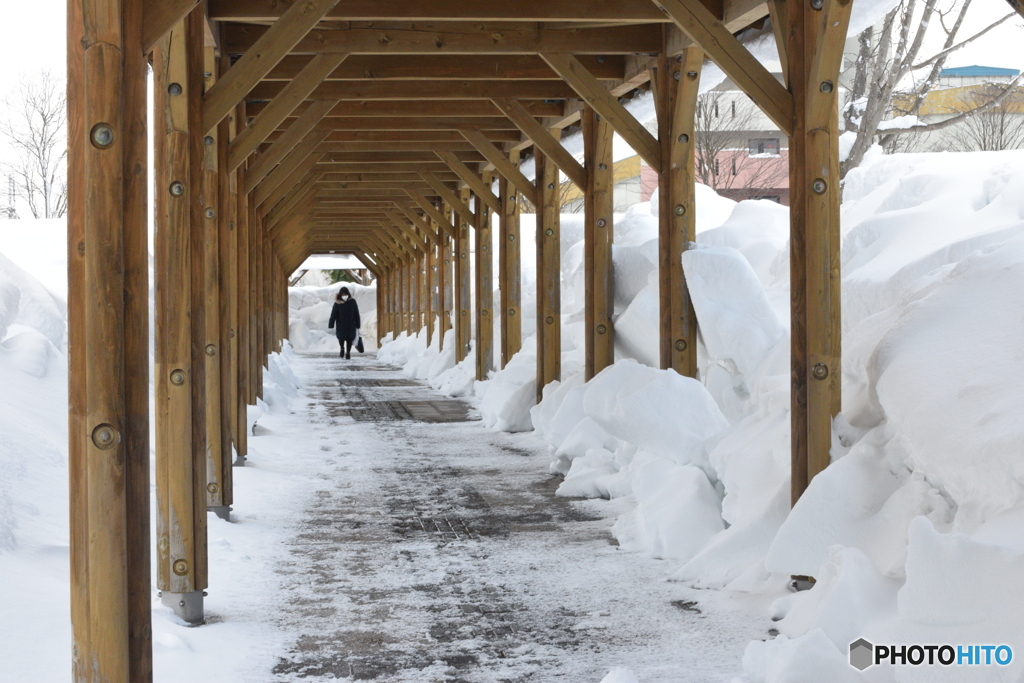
<box><xmin>287</xmin><ymin>281</ymin><xmax>377</xmax><ymax>353</ymax></box>
<box><xmin>0</xmin><ymin>221</ymin><xmax>72</xmax><ymax>681</ymax></box>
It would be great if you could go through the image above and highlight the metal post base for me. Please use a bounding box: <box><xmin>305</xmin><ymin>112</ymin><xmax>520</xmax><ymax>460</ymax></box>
<box><xmin>161</xmin><ymin>589</ymin><xmax>205</xmax><ymax>625</ymax></box>
<box><xmin>208</xmin><ymin>505</ymin><xmax>231</xmax><ymax>521</ymax></box>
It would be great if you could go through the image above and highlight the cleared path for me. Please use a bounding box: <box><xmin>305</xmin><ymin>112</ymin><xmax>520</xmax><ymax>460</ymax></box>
<box><xmin>266</xmin><ymin>352</ymin><xmax>768</xmax><ymax>682</ymax></box>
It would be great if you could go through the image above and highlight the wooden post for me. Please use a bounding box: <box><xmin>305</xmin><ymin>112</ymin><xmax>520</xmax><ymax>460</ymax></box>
<box><xmin>426</xmin><ymin>237</ymin><xmax>436</xmax><ymax>345</ymax></box>
<box><xmin>499</xmin><ymin>148</ymin><xmax>522</xmax><ymax>368</ymax></box>
<box><xmin>655</xmin><ymin>49</ymin><xmax>702</xmax><ymax>377</ymax></box>
<box><xmin>421</xmin><ymin>251</ymin><xmax>429</xmax><ymax>334</ymax></box>
<box><xmin>202</xmin><ymin>46</ymin><xmax>228</xmax><ymax>520</ymax></box>
<box><xmin>536</xmin><ymin>149</ymin><xmax>561</xmax><ymax>402</ymax></box>
<box><xmin>218</xmin><ymin>50</ymin><xmax>240</xmax><ymax>491</ymax></box>
<box><xmin>583</xmin><ymin>107</ymin><xmax>615</xmax><ymax>380</ymax></box>
<box><xmin>787</xmin><ymin>0</ymin><xmax>849</xmax><ymax>503</ymax></box>
<box><xmin>454</xmin><ymin>192</ymin><xmax>473</xmax><ymax>361</ymax></box>
<box><xmin>475</xmin><ymin>176</ymin><xmax>495</xmax><ymax>380</ymax></box>
<box><xmin>442</xmin><ymin>204</ymin><xmax>455</xmax><ymax>343</ymax></box>
<box><xmin>249</xmin><ymin>208</ymin><xmax>260</xmax><ymax>402</ymax></box>
<box><xmin>68</xmin><ymin>0</ymin><xmax>152</xmax><ymax>676</ymax></box>
<box><xmin>234</xmin><ymin>146</ymin><xmax>250</xmax><ymax>465</ymax></box>
<box><xmin>153</xmin><ymin>12</ymin><xmax>207</xmax><ymax>625</ymax></box>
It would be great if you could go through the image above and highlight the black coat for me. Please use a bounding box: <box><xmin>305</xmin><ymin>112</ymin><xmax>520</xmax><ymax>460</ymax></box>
<box><xmin>328</xmin><ymin>298</ymin><xmax>361</xmax><ymax>341</ymax></box>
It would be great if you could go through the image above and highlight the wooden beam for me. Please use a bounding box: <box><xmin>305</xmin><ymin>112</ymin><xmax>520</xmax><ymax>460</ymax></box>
<box><xmin>229</xmin><ymin>53</ymin><xmax>348</xmax><ymax>171</ymax></box>
<box><xmin>435</xmin><ymin>149</ymin><xmax>501</xmax><ymax>213</ymax></box>
<box><xmin>583</xmin><ymin>106</ymin><xmax>615</xmax><ymax>380</ymax></box>
<box><xmin>459</xmin><ymin>130</ymin><xmax>538</xmax><ymax>206</ymax></box>
<box><xmin>258</xmin><ymin>54</ymin><xmax>627</xmax><ymax>81</ymax></box>
<box><xmin>223</xmin><ymin>23</ymin><xmax>663</xmax><ymax>55</ymax></box>
<box><xmin>394</xmin><ymin>202</ymin><xmax>444</xmax><ymax>246</ymax></box>
<box><xmin>244</xmin><ymin>79</ymin><xmax>581</xmax><ymax>102</ymax></box>
<box><xmin>321</xmin><ymin>151</ymin><xmax>485</xmax><ymax>164</ymax></box>
<box><xmin>492</xmin><ymin>98</ymin><xmax>587</xmax><ymax>189</ymax></box>
<box><xmin>210</xmin><ymin>0</ymin><xmax>668</xmax><ymax>22</ymax></box>
<box><xmin>244</xmin><ymin>98</ymin><xmax>338</xmax><ymax>193</ymax></box>
<box><xmin>315</xmin><ymin>131</ymin><xmax>521</xmax><ymax>143</ymax></box>
<box><xmin>655</xmin><ymin>49</ymin><xmax>701</xmax><ymax>376</ymax></box>
<box><xmin>142</xmin><ymin>0</ymin><xmax>200</xmax><ymax>53</ymax></box>
<box><xmin>202</xmin><ymin>0</ymin><xmax>341</xmax><ymax>134</ymax></box>
<box><xmin>305</xmin><ymin>116</ymin><xmax>524</xmax><ymax>130</ymax></box>
<box><xmin>252</xmin><ymin>130</ymin><xmax>326</xmax><ymax>204</ymax></box>
<box><xmin>653</xmin><ymin>0</ymin><xmax>795</xmax><ymax>135</ymax></box>
<box><xmin>256</xmin><ymin>99</ymin><xmax>564</xmax><ymax>119</ymax></box>
<box><xmin>314</xmin><ymin>141</ymin><xmax>481</xmax><ymax>153</ymax></box>
<box><xmin>405</xmin><ymin>187</ymin><xmax>460</xmax><ymax>238</ymax></box>
<box><xmin>417</xmin><ymin>173</ymin><xmax>476</xmax><ymax>230</ymax></box>
<box><xmin>542</xmin><ymin>52</ymin><xmax>662</xmax><ymax>171</ymax></box>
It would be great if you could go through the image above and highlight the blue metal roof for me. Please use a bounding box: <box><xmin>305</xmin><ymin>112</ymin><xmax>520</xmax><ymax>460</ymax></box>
<box><xmin>939</xmin><ymin>65</ymin><xmax>1020</xmax><ymax>77</ymax></box>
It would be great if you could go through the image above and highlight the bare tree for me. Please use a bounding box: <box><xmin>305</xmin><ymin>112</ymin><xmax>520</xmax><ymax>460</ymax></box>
<box><xmin>0</xmin><ymin>70</ymin><xmax>67</xmax><ymax>219</ymax></box>
<box><xmin>841</xmin><ymin>0</ymin><xmax>1021</xmax><ymax>177</ymax></box>
<box><xmin>694</xmin><ymin>90</ymin><xmax>788</xmax><ymax>198</ymax></box>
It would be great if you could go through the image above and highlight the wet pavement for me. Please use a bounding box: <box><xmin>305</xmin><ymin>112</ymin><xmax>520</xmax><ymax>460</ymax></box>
<box><xmin>266</xmin><ymin>352</ymin><xmax>765</xmax><ymax>682</ymax></box>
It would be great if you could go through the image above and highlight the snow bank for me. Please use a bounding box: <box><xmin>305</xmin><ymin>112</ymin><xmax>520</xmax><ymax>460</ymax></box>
<box><xmin>0</xmin><ymin>227</ymin><xmax>71</xmax><ymax>681</ymax></box>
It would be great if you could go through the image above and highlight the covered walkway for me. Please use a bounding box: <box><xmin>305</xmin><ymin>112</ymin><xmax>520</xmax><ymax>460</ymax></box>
<box><xmin>67</xmin><ymin>0</ymin><xmax>856</xmax><ymax>678</ymax></box>
<box><xmin>240</xmin><ymin>352</ymin><xmax>768</xmax><ymax>681</ymax></box>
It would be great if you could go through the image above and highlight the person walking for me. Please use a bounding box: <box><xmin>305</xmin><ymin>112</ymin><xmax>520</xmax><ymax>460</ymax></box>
<box><xmin>328</xmin><ymin>286</ymin><xmax>361</xmax><ymax>359</ymax></box>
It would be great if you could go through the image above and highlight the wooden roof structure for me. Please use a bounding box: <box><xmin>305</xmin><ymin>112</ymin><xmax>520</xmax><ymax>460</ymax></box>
<box><xmin>67</xmin><ymin>0</ymin><xmax>860</xmax><ymax>678</ymax></box>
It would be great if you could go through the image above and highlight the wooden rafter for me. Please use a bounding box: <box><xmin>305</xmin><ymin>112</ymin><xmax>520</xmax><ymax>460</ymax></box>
<box><xmin>405</xmin><ymin>187</ymin><xmax>461</xmax><ymax>237</ymax></box>
<box><xmin>244</xmin><ymin>99</ymin><xmax>338</xmax><ymax>193</ymax></box>
<box><xmin>228</xmin><ymin>53</ymin><xmax>348</xmax><ymax>171</ymax></box>
<box><xmin>435</xmin><ymin>150</ymin><xmax>501</xmax><ymax>213</ymax></box>
<box><xmin>541</xmin><ymin>52</ymin><xmax>661</xmax><ymax>171</ymax></box>
<box><xmin>202</xmin><ymin>0</ymin><xmax>342</xmax><ymax>134</ymax></box>
<box><xmin>252</xmin><ymin>132</ymin><xmax>327</xmax><ymax>204</ymax></box>
<box><xmin>459</xmin><ymin>130</ymin><xmax>538</xmax><ymax>206</ymax></box>
<box><xmin>492</xmin><ymin>98</ymin><xmax>587</xmax><ymax>189</ymax></box>
<box><xmin>653</xmin><ymin>0</ymin><xmax>795</xmax><ymax>135</ymax></box>
<box><xmin>143</xmin><ymin>0</ymin><xmax>201</xmax><ymax>53</ymax></box>
<box><xmin>416</xmin><ymin>174</ymin><xmax>477</xmax><ymax>230</ymax></box>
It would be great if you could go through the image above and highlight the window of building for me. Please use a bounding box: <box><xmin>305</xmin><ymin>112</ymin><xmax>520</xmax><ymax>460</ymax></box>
<box><xmin>731</xmin><ymin>157</ymin><xmax>737</xmax><ymax>175</ymax></box>
<box><xmin>749</xmin><ymin>138</ymin><xmax>780</xmax><ymax>156</ymax></box>
<box><xmin>714</xmin><ymin>159</ymin><xmax>720</xmax><ymax>176</ymax></box>
<box><xmin>731</xmin><ymin>100</ymin><xmax>736</xmax><ymax>118</ymax></box>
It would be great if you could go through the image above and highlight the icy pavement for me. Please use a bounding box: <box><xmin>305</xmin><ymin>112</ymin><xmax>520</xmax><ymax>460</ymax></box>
<box><xmin>255</xmin><ymin>351</ymin><xmax>770</xmax><ymax>682</ymax></box>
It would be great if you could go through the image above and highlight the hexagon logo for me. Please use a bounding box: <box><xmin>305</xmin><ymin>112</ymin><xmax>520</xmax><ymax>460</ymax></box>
<box><xmin>849</xmin><ymin>638</ymin><xmax>874</xmax><ymax>671</ymax></box>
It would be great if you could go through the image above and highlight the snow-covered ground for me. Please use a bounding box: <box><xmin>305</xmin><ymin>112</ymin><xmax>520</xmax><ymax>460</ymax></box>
<box><xmin>3</xmin><ymin>149</ymin><xmax>1024</xmax><ymax>682</ymax></box>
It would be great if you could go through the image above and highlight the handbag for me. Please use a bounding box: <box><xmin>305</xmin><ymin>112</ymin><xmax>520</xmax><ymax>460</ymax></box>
<box><xmin>355</xmin><ymin>330</ymin><xmax>365</xmax><ymax>354</ymax></box>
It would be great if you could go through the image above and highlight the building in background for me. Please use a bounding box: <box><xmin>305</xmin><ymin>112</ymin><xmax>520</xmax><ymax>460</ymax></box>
<box><xmin>890</xmin><ymin>65</ymin><xmax>1024</xmax><ymax>153</ymax></box>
